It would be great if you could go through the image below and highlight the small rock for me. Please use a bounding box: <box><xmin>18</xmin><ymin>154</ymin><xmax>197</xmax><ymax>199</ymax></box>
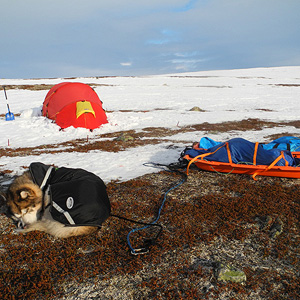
<box><xmin>189</xmin><ymin>106</ymin><xmax>205</xmax><ymax>112</ymax></box>
<box><xmin>269</xmin><ymin>217</ymin><xmax>283</xmax><ymax>238</ymax></box>
<box><xmin>255</xmin><ymin>215</ymin><xmax>273</xmax><ymax>230</ymax></box>
<box><xmin>217</xmin><ymin>264</ymin><xmax>246</xmax><ymax>284</ymax></box>
<box><xmin>77</xmin><ymin>245</ymin><xmax>102</xmax><ymax>254</ymax></box>
<box><xmin>190</xmin><ymin>258</ymin><xmax>220</xmax><ymax>270</ymax></box>
<box><xmin>114</xmin><ymin>133</ymin><xmax>135</xmax><ymax>142</ymax></box>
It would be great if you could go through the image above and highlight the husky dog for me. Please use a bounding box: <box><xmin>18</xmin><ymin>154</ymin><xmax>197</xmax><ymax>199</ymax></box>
<box><xmin>4</xmin><ymin>168</ymin><xmax>106</xmax><ymax>238</ymax></box>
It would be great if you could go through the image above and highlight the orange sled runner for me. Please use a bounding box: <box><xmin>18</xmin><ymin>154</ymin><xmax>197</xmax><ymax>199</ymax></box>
<box><xmin>183</xmin><ymin>138</ymin><xmax>300</xmax><ymax>180</ymax></box>
<box><xmin>185</xmin><ymin>152</ymin><xmax>300</xmax><ymax>180</ymax></box>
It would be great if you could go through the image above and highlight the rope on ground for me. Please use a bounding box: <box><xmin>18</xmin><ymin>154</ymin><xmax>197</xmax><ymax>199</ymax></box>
<box><xmin>126</xmin><ymin>162</ymin><xmax>187</xmax><ymax>255</ymax></box>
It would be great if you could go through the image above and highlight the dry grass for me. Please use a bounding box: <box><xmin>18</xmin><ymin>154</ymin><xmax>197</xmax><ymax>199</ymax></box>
<box><xmin>0</xmin><ymin>171</ymin><xmax>299</xmax><ymax>299</ymax></box>
<box><xmin>0</xmin><ymin>83</ymin><xmax>113</xmax><ymax>91</ymax></box>
<box><xmin>1</xmin><ymin>118</ymin><xmax>300</xmax><ymax>158</ymax></box>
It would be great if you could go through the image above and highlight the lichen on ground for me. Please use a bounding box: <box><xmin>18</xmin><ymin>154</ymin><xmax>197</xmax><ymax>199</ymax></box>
<box><xmin>0</xmin><ymin>168</ymin><xmax>299</xmax><ymax>300</ymax></box>
<box><xmin>0</xmin><ymin>117</ymin><xmax>299</xmax><ymax>299</ymax></box>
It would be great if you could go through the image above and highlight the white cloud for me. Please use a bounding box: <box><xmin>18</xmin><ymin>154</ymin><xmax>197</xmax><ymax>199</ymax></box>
<box><xmin>169</xmin><ymin>58</ymin><xmax>209</xmax><ymax>71</ymax></box>
<box><xmin>174</xmin><ymin>51</ymin><xmax>200</xmax><ymax>58</ymax></box>
<box><xmin>120</xmin><ymin>62</ymin><xmax>132</xmax><ymax>67</ymax></box>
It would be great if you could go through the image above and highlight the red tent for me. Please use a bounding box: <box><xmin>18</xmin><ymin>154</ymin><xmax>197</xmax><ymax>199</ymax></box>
<box><xmin>42</xmin><ymin>82</ymin><xmax>108</xmax><ymax>130</ymax></box>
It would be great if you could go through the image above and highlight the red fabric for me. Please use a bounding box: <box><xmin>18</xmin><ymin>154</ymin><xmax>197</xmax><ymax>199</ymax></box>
<box><xmin>42</xmin><ymin>82</ymin><xmax>108</xmax><ymax>129</ymax></box>
<box><xmin>55</xmin><ymin>102</ymin><xmax>108</xmax><ymax>129</ymax></box>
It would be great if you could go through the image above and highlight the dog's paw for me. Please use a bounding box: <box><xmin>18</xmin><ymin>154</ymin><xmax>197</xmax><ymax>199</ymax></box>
<box><xmin>14</xmin><ymin>226</ymin><xmax>32</xmax><ymax>234</ymax></box>
<box><xmin>14</xmin><ymin>228</ymin><xmax>26</xmax><ymax>234</ymax></box>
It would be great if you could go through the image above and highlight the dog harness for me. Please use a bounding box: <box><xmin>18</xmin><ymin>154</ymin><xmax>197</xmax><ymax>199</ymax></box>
<box><xmin>29</xmin><ymin>162</ymin><xmax>111</xmax><ymax>227</ymax></box>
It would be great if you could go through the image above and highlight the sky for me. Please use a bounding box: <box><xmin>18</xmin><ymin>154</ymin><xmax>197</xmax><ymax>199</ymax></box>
<box><xmin>1</xmin><ymin>0</ymin><xmax>300</xmax><ymax>79</ymax></box>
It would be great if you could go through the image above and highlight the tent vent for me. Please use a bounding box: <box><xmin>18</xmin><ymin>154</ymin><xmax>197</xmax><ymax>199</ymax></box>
<box><xmin>76</xmin><ymin>101</ymin><xmax>96</xmax><ymax>119</ymax></box>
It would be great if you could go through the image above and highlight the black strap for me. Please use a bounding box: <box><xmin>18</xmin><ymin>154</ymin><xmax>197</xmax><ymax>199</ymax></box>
<box><xmin>273</xmin><ymin>143</ymin><xmax>291</xmax><ymax>151</ymax></box>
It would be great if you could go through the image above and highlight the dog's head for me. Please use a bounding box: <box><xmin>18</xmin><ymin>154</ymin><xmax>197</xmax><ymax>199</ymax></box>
<box><xmin>5</xmin><ymin>179</ymin><xmax>43</xmax><ymax>228</ymax></box>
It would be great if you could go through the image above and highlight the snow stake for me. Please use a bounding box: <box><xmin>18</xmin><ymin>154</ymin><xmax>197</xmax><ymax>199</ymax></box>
<box><xmin>2</xmin><ymin>86</ymin><xmax>15</xmax><ymax>121</ymax></box>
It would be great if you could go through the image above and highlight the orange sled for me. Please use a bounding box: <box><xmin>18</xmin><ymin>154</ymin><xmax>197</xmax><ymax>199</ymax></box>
<box><xmin>184</xmin><ymin>151</ymin><xmax>300</xmax><ymax>180</ymax></box>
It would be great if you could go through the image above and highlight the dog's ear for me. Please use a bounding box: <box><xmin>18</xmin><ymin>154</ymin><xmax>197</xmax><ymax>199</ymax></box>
<box><xmin>20</xmin><ymin>190</ymin><xmax>29</xmax><ymax>200</ymax></box>
<box><xmin>16</xmin><ymin>185</ymin><xmax>42</xmax><ymax>205</ymax></box>
<box><xmin>17</xmin><ymin>188</ymin><xmax>37</xmax><ymax>201</ymax></box>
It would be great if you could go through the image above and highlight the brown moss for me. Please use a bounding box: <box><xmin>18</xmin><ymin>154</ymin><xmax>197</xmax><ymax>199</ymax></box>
<box><xmin>0</xmin><ymin>117</ymin><xmax>299</xmax><ymax>299</ymax></box>
<box><xmin>0</xmin><ymin>169</ymin><xmax>299</xmax><ymax>299</ymax></box>
<box><xmin>1</xmin><ymin>118</ymin><xmax>300</xmax><ymax>158</ymax></box>
<box><xmin>0</xmin><ymin>83</ymin><xmax>113</xmax><ymax>91</ymax></box>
